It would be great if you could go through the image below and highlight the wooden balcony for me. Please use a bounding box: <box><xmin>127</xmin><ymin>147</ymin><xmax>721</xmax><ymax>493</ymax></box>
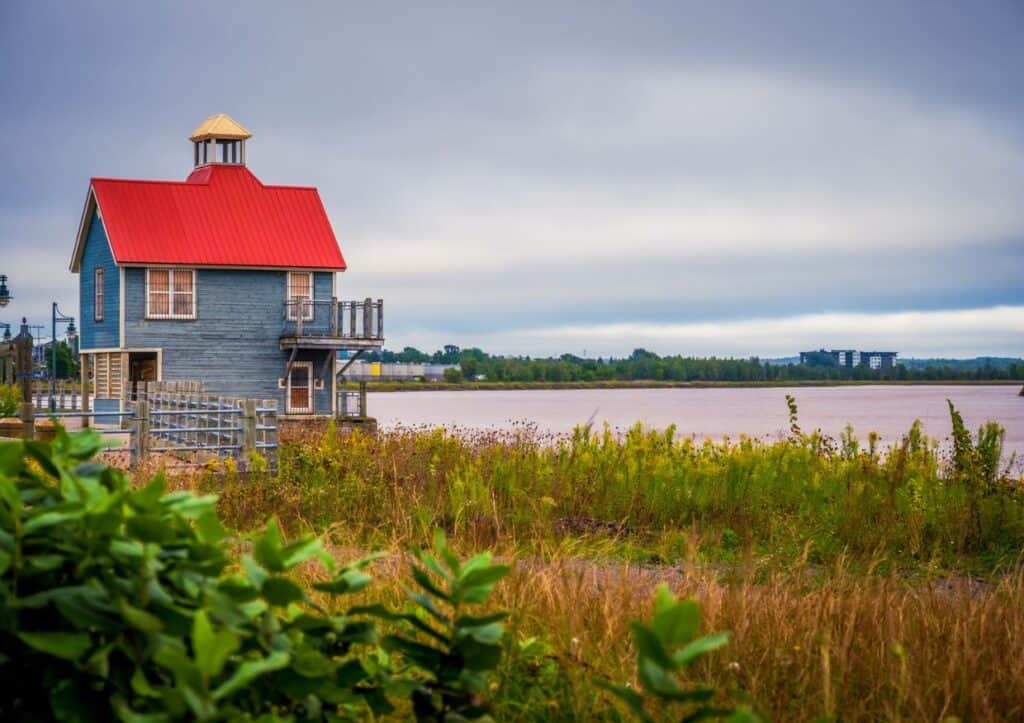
<box><xmin>280</xmin><ymin>298</ymin><xmax>384</xmax><ymax>350</ymax></box>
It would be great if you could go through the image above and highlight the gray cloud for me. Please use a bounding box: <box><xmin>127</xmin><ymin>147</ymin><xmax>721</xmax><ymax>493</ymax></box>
<box><xmin>1</xmin><ymin>1</ymin><xmax>1022</xmax><ymax>356</ymax></box>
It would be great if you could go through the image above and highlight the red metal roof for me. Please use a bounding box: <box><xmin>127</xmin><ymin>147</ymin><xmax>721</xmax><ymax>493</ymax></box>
<box><xmin>84</xmin><ymin>165</ymin><xmax>347</xmax><ymax>270</ymax></box>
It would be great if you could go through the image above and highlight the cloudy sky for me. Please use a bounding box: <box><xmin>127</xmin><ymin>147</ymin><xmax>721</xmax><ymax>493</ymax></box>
<box><xmin>1</xmin><ymin>1</ymin><xmax>1022</xmax><ymax>358</ymax></box>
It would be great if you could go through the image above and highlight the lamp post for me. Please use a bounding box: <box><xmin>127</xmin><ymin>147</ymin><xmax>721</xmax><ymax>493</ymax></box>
<box><xmin>0</xmin><ymin>277</ymin><xmax>12</xmax><ymax>386</ymax></box>
<box><xmin>0</xmin><ymin>322</ymin><xmax>11</xmax><ymax>385</ymax></box>
<box><xmin>50</xmin><ymin>303</ymin><xmax>76</xmax><ymax>413</ymax></box>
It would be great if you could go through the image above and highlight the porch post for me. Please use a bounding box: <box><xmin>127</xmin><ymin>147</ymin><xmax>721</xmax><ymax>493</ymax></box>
<box><xmin>80</xmin><ymin>353</ymin><xmax>91</xmax><ymax>427</ymax></box>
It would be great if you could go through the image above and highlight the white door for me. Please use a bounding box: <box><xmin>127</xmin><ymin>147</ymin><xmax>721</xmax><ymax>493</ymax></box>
<box><xmin>286</xmin><ymin>362</ymin><xmax>313</xmax><ymax>414</ymax></box>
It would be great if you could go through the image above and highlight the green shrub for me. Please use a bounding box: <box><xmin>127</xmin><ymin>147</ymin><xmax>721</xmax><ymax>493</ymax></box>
<box><xmin>0</xmin><ymin>428</ymin><xmax>511</xmax><ymax>721</ymax></box>
<box><xmin>0</xmin><ymin>383</ymin><xmax>19</xmax><ymax>417</ymax></box>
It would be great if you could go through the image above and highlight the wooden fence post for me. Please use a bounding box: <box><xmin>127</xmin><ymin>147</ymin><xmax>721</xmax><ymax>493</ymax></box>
<box><xmin>133</xmin><ymin>399</ymin><xmax>149</xmax><ymax>467</ymax></box>
<box><xmin>241</xmin><ymin>399</ymin><xmax>257</xmax><ymax>471</ymax></box>
<box><xmin>19</xmin><ymin>402</ymin><xmax>34</xmax><ymax>441</ymax></box>
<box><xmin>330</xmin><ymin>297</ymin><xmax>339</xmax><ymax>336</ymax></box>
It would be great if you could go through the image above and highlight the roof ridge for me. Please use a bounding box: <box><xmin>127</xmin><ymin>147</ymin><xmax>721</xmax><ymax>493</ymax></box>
<box><xmin>91</xmin><ymin>177</ymin><xmax>199</xmax><ymax>186</ymax></box>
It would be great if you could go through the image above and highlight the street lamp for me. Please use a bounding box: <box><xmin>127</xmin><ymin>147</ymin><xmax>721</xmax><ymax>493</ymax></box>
<box><xmin>0</xmin><ymin>275</ymin><xmax>11</xmax><ymax>307</ymax></box>
<box><xmin>50</xmin><ymin>303</ymin><xmax>76</xmax><ymax>413</ymax></box>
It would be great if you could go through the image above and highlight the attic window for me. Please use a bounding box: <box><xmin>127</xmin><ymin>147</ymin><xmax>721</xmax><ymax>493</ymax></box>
<box><xmin>286</xmin><ymin>271</ymin><xmax>315</xmax><ymax>321</ymax></box>
<box><xmin>147</xmin><ymin>268</ymin><xmax>196</xmax><ymax>320</ymax></box>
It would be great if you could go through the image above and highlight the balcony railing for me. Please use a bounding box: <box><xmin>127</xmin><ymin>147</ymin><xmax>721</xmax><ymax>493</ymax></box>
<box><xmin>337</xmin><ymin>388</ymin><xmax>367</xmax><ymax>419</ymax></box>
<box><xmin>280</xmin><ymin>298</ymin><xmax>383</xmax><ymax>345</ymax></box>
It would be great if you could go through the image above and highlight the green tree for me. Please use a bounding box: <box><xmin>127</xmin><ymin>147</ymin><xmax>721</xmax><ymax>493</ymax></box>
<box><xmin>45</xmin><ymin>341</ymin><xmax>79</xmax><ymax>379</ymax></box>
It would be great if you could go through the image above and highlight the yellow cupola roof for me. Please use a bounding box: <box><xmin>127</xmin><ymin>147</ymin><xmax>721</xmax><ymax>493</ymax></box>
<box><xmin>189</xmin><ymin>113</ymin><xmax>252</xmax><ymax>142</ymax></box>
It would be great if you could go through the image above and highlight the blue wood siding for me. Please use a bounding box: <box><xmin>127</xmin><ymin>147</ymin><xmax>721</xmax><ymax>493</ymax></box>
<box><xmin>124</xmin><ymin>269</ymin><xmax>335</xmax><ymax>413</ymax></box>
<box><xmin>78</xmin><ymin>212</ymin><xmax>120</xmax><ymax>349</ymax></box>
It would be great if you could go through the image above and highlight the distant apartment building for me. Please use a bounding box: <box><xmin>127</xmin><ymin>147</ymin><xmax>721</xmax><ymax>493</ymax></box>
<box><xmin>799</xmin><ymin>349</ymin><xmax>897</xmax><ymax>370</ymax></box>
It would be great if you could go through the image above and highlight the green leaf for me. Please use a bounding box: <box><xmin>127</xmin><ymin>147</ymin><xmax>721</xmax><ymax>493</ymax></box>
<box><xmin>18</xmin><ymin>631</ymin><xmax>91</xmax><ymax>660</ymax></box>
<box><xmin>458</xmin><ymin>621</ymin><xmax>504</xmax><ymax>645</ymax></box>
<box><xmin>652</xmin><ymin>586</ymin><xmax>700</xmax><ymax>648</ymax></box>
<box><xmin>252</xmin><ymin>517</ymin><xmax>287</xmax><ymax>571</ymax></box>
<box><xmin>112</xmin><ymin>695</ymin><xmax>171</xmax><ymax>723</ymax></box>
<box><xmin>262</xmin><ymin>576</ymin><xmax>305</xmax><ymax>606</ymax></box>
<box><xmin>280</xmin><ymin>536</ymin><xmax>323</xmax><ymax>569</ymax></box>
<box><xmin>456</xmin><ymin>564</ymin><xmax>510</xmax><ymax>604</ymax></box>
<box><xmin>410</xmin><ymin>564</ymin><xmax>451</xmax><ymax>602</ymax></box>
<box><xmin>432</xmin><ymin>529</ymin><xmax>461</xmax><ymax>573</ymax></box>
<box><xmin>455</xmin><ymin>637</ymin><xmax>503</xmax><ymax>672</ymax></box>
<box><xmin>630</xmin><ymin>622</ymin><xmax>675</xmax><ymax>670</ymax></box>
<box><xmin>161</xmin><ymin>491</ymin><xmax>218</xmax><ymax>519</ymax></box>
<box><xmin>382</xmin><ymin>635</ymin><xmax>444</xmax><ymax>671</ymax></box>
<box><xmin>125</xmin><ymin>514</ymin><xmax>173</xmax><ymax>544</ymax></box>
<box><xmin>0</xmin><ymin>471</ymin><xmax>22</xmax><ymax>512</ymax></box>
<box><xmin>23</xmin><ymin>509</ymin><xmax>83</xmax><ymax>535</ymax></box>
<box><xmin>595</xmin><ymin>679</ymin><xmax>652</xmax><ymax>722</ymax></box>
<box><xmin>212</xmin><ymin>651</ymin><xmax>290</xmax><ymax>700</ymax></box>
<box><xmin>195</xmin><ymin>512</ymin><xmax>227</xmax><ymax>545</ymax></box>
<box><xmin>121</xmin><ymin>601</ymin><xmax>165</xmax><ymax>633</ymax></box>
<box><xmin>242</xmin><ymin>556</ymin><xmax>268</xmax><ymax>588</ymax></box>
<box><xmin>131</xmin><ymin>474</ymin><xmax>167</xmax><ymax>510</ymax></box>
<box><xmin>23</xmin><ymin>441</ymin><xmax>62</xmax><ymax>479</ymax></box>
<box><xmin>313</xmin><ymin>568</ymin><xmax>373</xmax><ymax>595</ymax></box>
<box><xmin>192</xmin><ymin>610</ymin><xmax>240</xmax><ymax>678</ymax></box>
<box><xmin>674</xmin><ymin>632</ymin><xmax>731</xmax><ymax>667</ymax></box>
<box><xmin>291</xmin><ymin>647</ymin><xmax>334</xmax><ymax>678</ymax></box>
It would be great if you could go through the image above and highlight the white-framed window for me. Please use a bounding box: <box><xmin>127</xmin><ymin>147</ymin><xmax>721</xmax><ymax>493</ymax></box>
<box><xmin>94</xmin><ymin>268</ymin><xmax>104</xmax><ymax>321</ymax></box>
<box><xmin>286</xmin><ymin>271</ymin><xmax>314</xmax><ymax>321</ymax></box>
<box><xmin>286</xmin><ymin>361</ymin><xmax>313</xmax><ymax>413</ymax></box>
<box><xmin>146</xmin><ymin>268</ymin><xmax>196</xmax><ymax>320</ymax></box>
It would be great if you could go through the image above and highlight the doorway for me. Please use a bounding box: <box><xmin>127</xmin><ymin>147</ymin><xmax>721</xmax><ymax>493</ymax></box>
<box><xmin>128</xmin><ymin>351</ymin><xmax>158</xmax><ymax>400</ymax></box>
<box><xmin>286</xmin><ymin>361</ymin><xmax>313</xmax><ymax>414</ymax></box>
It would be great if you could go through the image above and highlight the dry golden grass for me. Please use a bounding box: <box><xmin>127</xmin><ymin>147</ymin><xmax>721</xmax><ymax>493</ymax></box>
<box><xmin>295</xmin><ymin>550</ymin><xmax>1023</xmax><ymax>721</ymax></box>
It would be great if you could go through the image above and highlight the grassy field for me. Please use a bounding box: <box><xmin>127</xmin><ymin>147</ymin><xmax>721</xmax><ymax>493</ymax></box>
<box><xmin>159</xmin><ymin>404</ymin><xmax>1024</xmax><ymax>720</ymax></box>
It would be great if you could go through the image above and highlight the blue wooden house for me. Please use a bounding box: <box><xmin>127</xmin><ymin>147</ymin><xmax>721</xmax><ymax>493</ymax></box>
<box><xmin>69</xmin><ymin>114</ymin><xmax>383</xmax><ymax>417</ymax></box>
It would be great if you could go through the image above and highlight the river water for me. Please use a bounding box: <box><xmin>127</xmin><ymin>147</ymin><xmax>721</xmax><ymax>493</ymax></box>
<box><xmin>370</xmin><ymin>385</ymin><xmax>1024</xmax><ymax>463</ymax></box>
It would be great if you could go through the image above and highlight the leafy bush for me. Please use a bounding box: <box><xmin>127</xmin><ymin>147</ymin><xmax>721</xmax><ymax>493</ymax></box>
<box><xmin>0</xmin><ymin>383</ymin><xmax>19</xmax><ymax>417</ymax></box>
<box><xmin>0</xmin><ymin>428</ymin><xmax>511</xmax><ymax>721</ymax></box>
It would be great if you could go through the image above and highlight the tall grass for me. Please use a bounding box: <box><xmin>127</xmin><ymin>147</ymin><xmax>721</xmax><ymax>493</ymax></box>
<box><xmin>157</xmin><ymin>408</ymin><xmax>1024</xmax><ymax>720</ymax></box>
<box><xmin>186</xmin><ymin>411</ymin><xmax>1023</xmax><ymax>572</ymax></box>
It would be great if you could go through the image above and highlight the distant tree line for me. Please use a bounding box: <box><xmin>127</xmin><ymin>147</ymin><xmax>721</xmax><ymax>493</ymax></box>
<box><xmin>368</xmin><ymin>346</ymin><xmax>1024</xmax><ymax>383</ymax></box>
